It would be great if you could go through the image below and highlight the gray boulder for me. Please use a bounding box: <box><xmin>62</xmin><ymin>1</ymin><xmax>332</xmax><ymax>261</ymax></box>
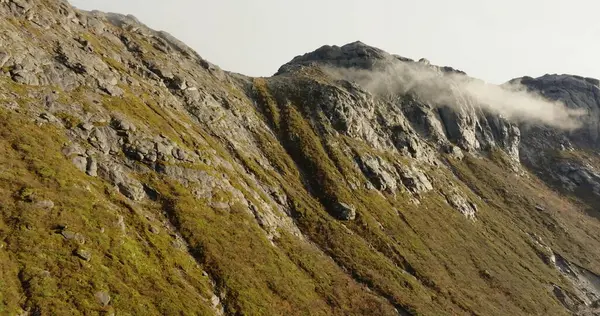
<box><xmin>74</xmin><ymin>248</ymin><xmax>92</xmax><ymax>261</ymax></box>
<box><xmin>61</xmin><ymin>230</ymin><xmax>86</xmax><ymax>245</ymax></box>
<box><xmin>95</xmin><ymin>291</ymin><xmax>111</xmax><ymax>307</ymax></box>
<box><xmin>445</xmin><ymin>193</ymin><xmax>477</xmax><ymax>220</ymax></box>
<box><xmin>333</xmin><ymin>202</ymin><xmax>356</xmax><ymax>221</ymax></box>
<box><xmin>357</xmin><ymin>155</ymin><xmax>398</xmax><ymax>192</ymax></box>
<box><xmin>397</xmin><ymin>165</ymin><xmax>433</xmax><ymax>194</ymax></box>
<box><xmin>72</xmin><ymin>156</ymin><xmax>88</xmax><ymax>173</ymax></box>
<box><xmin>35</xmin><ymin>199</ymin><xmax>55</xmax><ymax>210</ymax></box>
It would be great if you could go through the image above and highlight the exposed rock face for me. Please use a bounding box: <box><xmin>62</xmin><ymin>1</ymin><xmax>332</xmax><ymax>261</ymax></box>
<box><xmin>3</xmin><ymin>1</ymin><xmax>600</xmax><ymax>316</ymax></box>
<box><xmin>515</xmin><ymin>74</ymin><xmax>600</xmax><ymax>210</ymax></box>
<box><xmin>518</xmin><ymin>75</ymin><xmax>600</xmax><ymax>148</ymax></box>
<box><xmin>445</xmin><ymin>192</ymin><xmax>478</xmax><ymax>221</ymax></box>
<box><xmin>357</xmin><ymin>155</ymin><xmax>399</xmax><ymax>192</ymax></box>
<box><xmin>554</xmin><ymin>254</ymin><xmax>600</xmax><ymax>307</ymax></box>
<box><xmin>555</xmin><ymin>162</ymin><xmax>600</xmax><ymax>195</ymax></box>
<box><xmin>531</xmin><ymin>233</ymin><xmax>600</xmax><ymax>314</ymax></box>
<box><xmin>397</xmin><ymin>165</ymin><xmax>433</xmax><ymax>195</ymax></box>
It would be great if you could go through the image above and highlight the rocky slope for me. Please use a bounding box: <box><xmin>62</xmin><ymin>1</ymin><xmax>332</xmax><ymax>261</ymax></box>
<box><xmin>1</xmin><ymin>0</ymin><xmax>600</xmax><ymax>315</ymax></box>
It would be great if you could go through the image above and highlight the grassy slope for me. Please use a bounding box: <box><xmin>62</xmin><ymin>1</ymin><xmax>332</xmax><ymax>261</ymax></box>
<box><xmin>0</xmin><ymin>62</ymin><xmax>586</xmax><ymax>316</ymax></box>
<box><xmin>0</xmin><ymin>108</ymin><xmax>216</xmax><ymax>315</ymax></box>
<box><xmin>2</xmin><ymin>5</ymin><xmax>600</xmax><ymax>314</ymax></box>
<box><xmin>247</xmin><ymin>76</ymin><xmax>597</xmax><ymax>315</ymax></box>
<box><xmin>0</xmin><ymin>83</ymin><xmax>398</xmax><ymax>315</ymax></box>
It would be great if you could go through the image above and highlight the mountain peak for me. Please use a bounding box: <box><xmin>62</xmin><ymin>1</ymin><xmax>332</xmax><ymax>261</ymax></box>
<box><xmin>277</xmin><ymin>41</ymin><xmax>397</xmax><ymax>74</ymax></box>
<box><xmin>276</xmin><ymin>41</ymin><xmax>467</xmax><ymax>76</ymax></box>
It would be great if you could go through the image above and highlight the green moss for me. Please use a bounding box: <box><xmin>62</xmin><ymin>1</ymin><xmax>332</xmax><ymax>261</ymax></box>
<box><xmin>102</xmin><ymin>57</ymin><xmax>128</xmax><ymax>73</ymax></box>
<box><xmin>79</xmin><ymin>32</ymin><xmax>102</xmax><ymax>51</ymax></box>
<box><xmin>1</xmin><ymin>66</ymin><xmax>13</xmax><ymax>73</ymax></box>
<box><xmin>240</xmin><ymin>89</ymin><xmax>575</xmax><ymax>314</ymax></box>
<box><xmin>16</xmin><ymin>186</ymin><xmax>35</xmax><ymax>202</ymax></box>
<box><xmin>54</xmin><ymin>112</ymin><xmax>81</xmax><ymax>130</ymax></box>
<box><xmin>1</xmin><ymin>78</ymin><xmax>31</xmax><ymax>98</ymax></box>
<box><xmin>253</xmin><ymin>78</ymin><xmax>281</xmax><ymax>130</ymax></box>
<box><xmin>0</xmin><ymin>108</ymin><xmax>217</xmax><ymax>315</ymax></box>
<box><xmin>282</xmin><ymin>104</ymin><xmax>347</xmax><ymax>202</ymax></box>
<box><xmin>6</xmin><ymin>18</ymin><xmax>42</xmax><ymax>38</ymax></box>
<box><xmin>147</xmin><ymin>178</ymin><xmax>335</xmax><ymax>315</ymax></box>
<box><xmin>101</xmin><ymin>89</ymin><xmax>201</xmax><ymax>151</ymax></box>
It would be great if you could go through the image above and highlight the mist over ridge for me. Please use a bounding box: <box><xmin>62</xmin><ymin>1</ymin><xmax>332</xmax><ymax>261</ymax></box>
<box><xmin>323</xmin><ymin>60</ymin><xmax>586</xmax><ymax>130</ymax></box>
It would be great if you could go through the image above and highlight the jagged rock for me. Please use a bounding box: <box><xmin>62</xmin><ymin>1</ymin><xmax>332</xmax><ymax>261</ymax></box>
<box><xmin>125</xmin><ymin>139</ymin><xmax>155</xmax><ymax>162</ymax></box>
<box><xmin>118</xmin><ymin>181</ymin><xmax>145</xmax><ymax>201</ymax></box>
<box><xmin>211</xmin><ymin>202</ymin><xmax>230</xmax><ymax>210</ymax></box>
<box><xmin>172</xmin><ymin>147</ymin><xmax>186</xmax><ymax>160</ymax></box>
<box><xmin>145</xmin><ymin>60</ymin><xmax>174</xmax><ymax>80</ymax></box>
<box><xmin>63</xmin><ymin>143</ymin><xmax>86</xmax><ymax>157</ymax></box>
<box><xmin>528</xmin><ymin>233</ymin><xmax>556</xmax><ymax>265</ymax></box>
<box><xmin>145</xmin><ymin>152</ymin><xmax>158</xmax><ymax>162</ymax></box>
<box><xmin>211</xmin><ymin>294</ymin><xmax>221</xmax><ymax>308</ymax></box>
<box><xmin>99</xmin><ymin>80</ymin><xmax>124</xmax><ymax>96</ymax></box>
<box><xmin>488</xmin><ymin>116</ymin><xmax>521</xmax><ymax>162</ymax></box>
<box><xmin>38</xmin><ymin>112</ymin><xmax>59</xmax><ymax>124</ymax></box>
<box><xmin>278</xmin><ymin>41</ymin><xmax>394</xmax><ymax>73</ymax></box>
<box><xmin>397</xmin><ymin>104</ymin><xmax>448</xmax><ymax>158</ymax></box>
<box><xmin>445</xmin><ymin>193</ymin><xmax>477</xmax><ymax>220</ymax></box>
<box><xmin>61</xmin><ymin>230</ymin><xmax>85</xmax><ymax>244</ymax></box>
<box><xmin>552</xmin><ymin>286</ymin><xmax>578</xmax><ymax>312</ymax></box>
<box><xmin>445</xmin><ymin>145</ymin><xmax>464</xmax><ymax>160</ymax></box>
<box><xmin>357</xmin><ymin>155</ymin><xmax>398</xmax><ymax>192</ymax></box>
<box><xmin>0</xmin><ymin>51</ymin><xmax>10</xmax><ymax>68</ymax></box>
<box><xmin>88</xmin><ymin>127</ymin><xmax>111</xmax><ymax>153</ymax></box>
<box><xmin>72</xmin><ymin>156</ymin><xmax>88</xmax><ymax>173</ymax></box>
<box><xmin>156</xmin><ymin>142</ymin><xmax>174</xmax><ymax>160</ymax></box>
<box><xmin>86</xmin><ymin>156</ymin><xmax>98</xmax><ymax>176</ymax></box>
<box><xmin>74</xmin><ymin>248</ymin><xmax>92</xmax><ymax>261</ymax></box>
<box><xmin>397</xmin><ymin>165</ymin><xmax>433</xmax><ymax>194</ymax></box>
<box><xmin>95</xmin><ymin>291</ymin><xmax>111</xmax><ymax>307</ymax></box>
<box><xmin>519</xmin><ymin>74</ymin><xmax>600</xmax><ymax>147</ymax></box>
<box><xmin>171</xmin><ymin>76</ymin><xmax>187</xmax><ymax>90</ymax></box>
<box><xmin>11</xmin><ymin>0</ymin><xmax>32</xmax><ymax>11</ymax></box>
<box><xmin>12</xmin><ymin>70</ymin><xmax>39</xmax><ymax>85</ymax></box>
<box><xmin>393</xmin><ymin>131</ymin><xmax>424</xmax><ymax>158</ymax></box>
<box><xmin>554</xmin><ymin>162</ymin><xmax>600</xmax><ymax>196</ymax></box>
<box><xmin>112</xmin><ymin>116</ymin><xmax>136</xmax><ymax>132</ymax></box>
<box><xmin>438</xmin><ymin>106</ymin><xmax>481</xmax><ymax>152</ymax></box>
<box><xmin>35</xmin><ymin>199</ymin><xmax>54</xmax><ymax>210</ymax></box>
<box><xmin>554</xmin><ymin>254</ymin><xmax>600</xmax><ymax>307</ymax></box>
<box><xmin>87</xmin><ymin>18</ymin><xmax>106</xmax><ymax>34</ymax></box>
<box><xmin>116</xmin><ymin>215</ymin><xmax>126</xmax><ymax>232</ymax></box>
<box><xmin>333</xmin><ymin>202</ymin><xmax>356</xmax><ymax>221</ymax></box>
<box><xmin>97</xmin><ymin>162</ymin><xmax>145</xmax><ymax>201</ymax></box>
<box><xmin>80</xmin><ymin>122</ymin><xmax>94</xmax><ymax>131</ymax></box>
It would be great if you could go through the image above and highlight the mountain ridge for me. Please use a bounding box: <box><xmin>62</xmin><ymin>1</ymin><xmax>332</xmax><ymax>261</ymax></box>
<box><xmin>1</xmin><ymin>0</ymin><xmax>600</xmax><ymax>315</ymax></box>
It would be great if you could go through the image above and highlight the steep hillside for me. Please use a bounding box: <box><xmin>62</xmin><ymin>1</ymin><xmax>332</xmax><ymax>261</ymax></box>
<box><xmin>1</xmin><ymin>1</ymin><xmax>600</xmax><ymax>315</ymax></box>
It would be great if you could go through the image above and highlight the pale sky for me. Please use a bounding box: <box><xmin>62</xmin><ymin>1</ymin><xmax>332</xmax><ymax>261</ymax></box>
<box><xmin>69</xmin><ymin>0</ymin><xmax>600</xmax><ymax>84</ymax></box>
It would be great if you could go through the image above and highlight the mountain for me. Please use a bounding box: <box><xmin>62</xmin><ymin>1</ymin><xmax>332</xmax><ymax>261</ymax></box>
<box><xmin>1</xmin><ymin>1</ymin><xmax>600</xmax><ymax>315</ymax></box>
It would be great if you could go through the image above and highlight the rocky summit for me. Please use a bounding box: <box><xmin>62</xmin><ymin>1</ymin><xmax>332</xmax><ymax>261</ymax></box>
<box><xmin>1</xmin><ymin>1</ymin><xmax>600</xmax><ymax>315</ymax></box>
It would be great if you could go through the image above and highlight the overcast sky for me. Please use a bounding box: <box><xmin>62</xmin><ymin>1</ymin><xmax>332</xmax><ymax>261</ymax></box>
<box><xmin>69</xmin><ymin>0</ymin><xmax>600</xmax><ymax>84</ymax></box>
